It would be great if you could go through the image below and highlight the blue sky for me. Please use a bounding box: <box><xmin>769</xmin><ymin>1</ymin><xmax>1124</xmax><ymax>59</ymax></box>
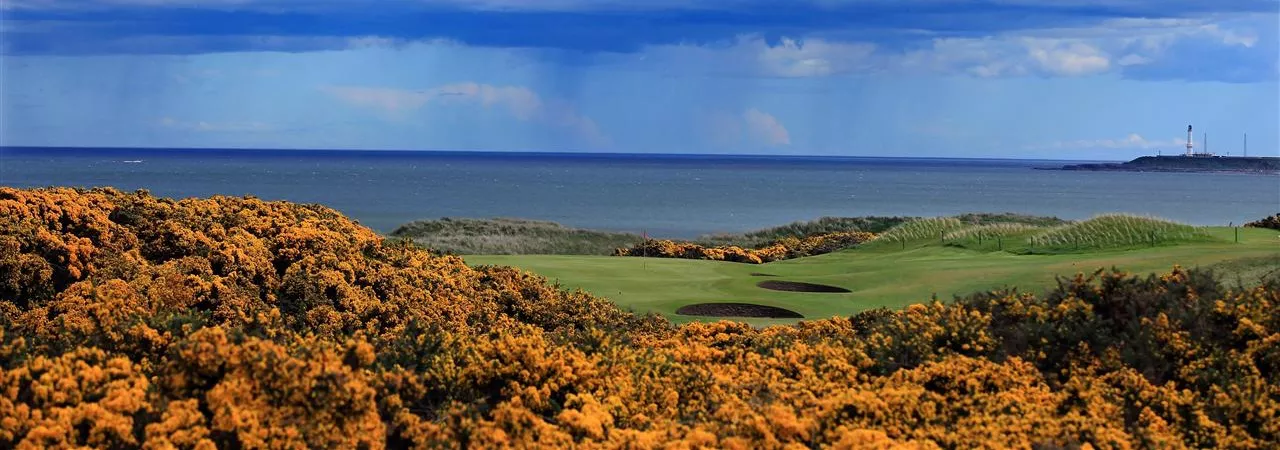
<box><xmin>1</xmin><ymin>0</ymin><xmax>1277</xmax><ymax>159</ymax></box>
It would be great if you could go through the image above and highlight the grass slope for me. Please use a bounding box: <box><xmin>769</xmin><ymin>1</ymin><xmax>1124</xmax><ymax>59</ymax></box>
<box><xmin>695</xmin><ymin>216</ymin><xmax>911</xmax><ymax>247</ymax></box>
<box><xmin>390</xmin><ymin>217</ymin><xmax>642</xmax><ymax>255</ymax></box>
<box><xmin>865</xmin><ymin>214</ymin><xmax>1216</xmax><ymax>254</ymax></box>
<box><xmin>389</xmin><ymin>213</ymin><xmax>1067</xmax><ymax>255</ymax></box>
<box><xmin>467</xmin><ymin>226</ymin><xmax>1280</xmax><ymax>325</ymax></box>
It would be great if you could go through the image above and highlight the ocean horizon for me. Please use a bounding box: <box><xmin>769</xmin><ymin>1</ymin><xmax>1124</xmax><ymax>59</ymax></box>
<box><xmin>0</xmin><ymin>145</ymin><xmax>1122</xmax><ymax>164</ymax></box>
<box><xmin>3</xmin><ymin>146</ymin><xmax>1276</xmax><ymax>237</ymax></box>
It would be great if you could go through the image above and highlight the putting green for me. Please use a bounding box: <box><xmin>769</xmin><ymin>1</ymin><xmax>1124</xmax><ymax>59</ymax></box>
<box><xmin>464</xmin><ymin>226</ymin><xmax>1280</xmax><ymax>325</ymax></box>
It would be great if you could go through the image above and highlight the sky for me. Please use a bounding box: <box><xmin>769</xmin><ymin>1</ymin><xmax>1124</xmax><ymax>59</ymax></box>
<box><xmin>1</xmin><ymin>1</ymin><xmax>1277</xmax><ymax>160</ymax></box>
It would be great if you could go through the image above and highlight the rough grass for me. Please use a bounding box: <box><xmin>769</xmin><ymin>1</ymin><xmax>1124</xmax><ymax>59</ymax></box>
<box><xmin>867</xmin><ymin>214</ymin><xmax>1216</xmax><ymax>254</ymax></box>
<box><xmin>1025</xmin><ymin>214</ymin><xmax>1216</xmax><ymax>252</ymax></box>
<box><xmin>944</xmin><ymin>223</ymin><xmax>1044</xmax><ymax>241</ymax></box>
<box><xmin>874</xmin><ymin>217</ymin><xmax>967</xmax><ymax>244</ymax></box>
<box><xmin>695</xmin><ymin>213</ymin><xmax>1066</xmax><ymax>248</ymax></box>
<box><xmin>695</xmin><ymin>216</ymin><xmax>910</xmax><ymax>248</ymax></box>
<box><xmin>390</xmin><ymin>217</ymin><xmax>642</xmax><ymax>255</ymax></box>
<box><xmin>952</xmin><ymin>212</ymin><xmax>1069</xmax><ymax>227</ymax></box>
<box><xmin>1204</xmin><ymin>255</ymin><xmax>1280</xmax><ymax>287</ymax></box>
<box><xmin>389</xmin><ymin>213</ymin><xmax>1071</xmax><ymax>255</ymax></box>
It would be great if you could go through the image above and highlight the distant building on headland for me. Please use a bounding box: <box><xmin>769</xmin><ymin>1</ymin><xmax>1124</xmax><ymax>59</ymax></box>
<box><xmin>1183</xmin><ymin>124</ymin><xmax>1217</xmax><ymax>157</ymax></box>
<box><xmin>1180</xmin><ymin>124</ymin><xmax>1251</xmax><ymax>158</ymax></box>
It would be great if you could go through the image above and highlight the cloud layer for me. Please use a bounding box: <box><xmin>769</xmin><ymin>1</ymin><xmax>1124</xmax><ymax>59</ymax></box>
<box><xmin>158</xmin><ymin>117</ymin><xmax>274</xmax><ymax>133</ymax></box>
<box><xmin>2</xmin><ymin>0</ymin><xmax>1275</xmax><ymax>82</ymax></box>
<box><xmin>707</xmin><ymin>108</ymin><xmax>791</xmax><ymax>148</ymax></box>
<box><xmin>1027</xmin><ymin>134</ymin><xmax>1186</xmax><ymax>151</ymax></box>
<box><xmin>322</xmin><ymin>83</ymin><xmax>609</xmax><ymax>147</ymax></box>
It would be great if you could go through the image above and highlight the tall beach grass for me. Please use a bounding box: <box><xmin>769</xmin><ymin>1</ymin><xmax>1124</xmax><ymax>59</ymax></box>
<box><xmin>1025</xmin><ymin>214</ymin><xmax>1214</xmax><ymax>251</ymax></box>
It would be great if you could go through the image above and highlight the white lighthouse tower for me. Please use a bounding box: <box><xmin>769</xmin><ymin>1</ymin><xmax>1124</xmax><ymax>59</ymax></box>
<box><xmin>1185</xmin><ymin>124</ymin><xmax>1194</xmax><ymax>156</ymax></box>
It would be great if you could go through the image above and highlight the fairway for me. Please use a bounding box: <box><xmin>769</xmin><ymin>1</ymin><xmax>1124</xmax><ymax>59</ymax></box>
<box><xmin>464</xmin><ymin>226</ymin><xmax>1280</xmax><ymax>325</ymax></box>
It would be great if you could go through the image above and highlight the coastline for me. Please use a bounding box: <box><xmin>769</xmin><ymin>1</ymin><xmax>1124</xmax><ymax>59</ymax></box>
<box><xmin>1034</xmin><ymin>166</ymin><xmax>1280</xmax><ymax>175</ymax></box>
<box><xmin>1038</xmin><ymin>155</ymin><xmax>1280</xmax><ymax>175</ymax></box>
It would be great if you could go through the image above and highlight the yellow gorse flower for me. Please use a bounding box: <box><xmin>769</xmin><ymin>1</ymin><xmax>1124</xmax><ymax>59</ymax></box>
<box><xmin>1</xmin><ymin>187</ymin><xmax>1277</xmax><ymax>448</ymax></box>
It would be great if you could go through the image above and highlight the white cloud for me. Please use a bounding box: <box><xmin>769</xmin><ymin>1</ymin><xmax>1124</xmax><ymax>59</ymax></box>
<box><xmin>627</xmin><ymin>12</ymin><xmax>1269</xmax><ymax>80</ymax></box>
<box><xmin>157</xmin><ymin>117</ymin><xmax>274</xmax><ymax>132</ymax></box>
<box><xmin>1117</xmin><ymin>54</ymin><xmax>1152</xmax><ymax>66</ymax></box>
<box><xmin>345</xmin><ymin>36</ymin><xmax>405</xmax><ymax>49</ymax></box>
<box><xmin>705</xmin><ymin>108</ymin><xmax>791</xmax><ymax>147</ymax></box>
<box><xmin>433</xmin><ymin>82</ymin><xmax>542</xmax><ymax>120</ymax></box>
<box><xmin>319</xmin><ymin>86</ymin><xmax>433</xmax><ymax>113</ymax></box>
<box><xmin>1025</xmin><ymin>39</ymin><xmax>1111</xmax><ymax>76</ymax></box>
<box><xmin>633</xmin><ymin>35</ymin><xmax>876</xmax><ymax>78</ymax></box>
<box><xmin>743</xmin><ymin>108</ymin><xmax>791</xmax><ymax>146</ymax></box>
<box><xmin>641</xmin><ymin>34</ymin><xmax>1121</xmax><ymax>79</ymax></box>
<box><xmin>1027</xmin><ymin>133</ymin><xmax>1184</xmax><ymax>150</ymax></box>
<box><xmin>321</xmin><ymin>82</ymin><xmax>609</xmax><ymax>147</ymax></box>
<box><xmin>1198</xmin><ymin>24</ymin><xmax>1259</xmax><ymax>48</ymax></box>
<box><xmin>757</xmin><ymin>37</ymin><xmax>875</xmax><ymax>77</ymax></box>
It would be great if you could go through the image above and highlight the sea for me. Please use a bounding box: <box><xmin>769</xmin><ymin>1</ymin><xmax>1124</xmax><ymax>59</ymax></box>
<box><xmin>2</xmin><ymin>147</ymin><xmax>1277</xmax><ymax>238</ymax></box>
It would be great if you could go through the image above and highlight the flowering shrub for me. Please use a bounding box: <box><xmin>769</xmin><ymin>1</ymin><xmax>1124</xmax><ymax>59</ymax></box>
<box><xmin>2</xmin><ymin>187</ymin><xmax>1278</xmax><ymax>448</ymax></box>
<box><xmin>613</xmin><ymin>231</ymin><xmax>878</xmax><ymax>264</ymax></box>
<box><xmin>1244</xmin><ymin>213</ymin><xmax>1280</xmax><ymax>231</ymax></box>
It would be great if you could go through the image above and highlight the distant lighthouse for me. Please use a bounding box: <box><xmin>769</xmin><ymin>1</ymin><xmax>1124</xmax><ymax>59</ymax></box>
<box><xmin>1185</xmin><ymin>124</ymin><xmax>1194</xmax><ymax>156</ymax></box>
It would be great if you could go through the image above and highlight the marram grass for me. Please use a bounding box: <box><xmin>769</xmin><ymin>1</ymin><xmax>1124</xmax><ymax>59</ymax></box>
<box><xmin>1026</xmin><ymin>214</ymin><xmax>1214</xmax><ymax>251</ymax></box>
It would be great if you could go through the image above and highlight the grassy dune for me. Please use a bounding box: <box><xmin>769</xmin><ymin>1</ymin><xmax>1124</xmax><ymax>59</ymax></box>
<box><xmin>390</xmin><ymin>213</ymin><xmax>1068</xmax><ymax>255</ymax></box>
<box><xmin>390</xmin><ymin>217</ymin><xmax>642</xmax><ymax>254</ymax></box>
<box><xmin>467</xmin><ymin>225</ymin><xmax>1280</xmax><ymax>325</ymax></box>
<box><xmin>694</xmin><ymin>216</ymin><xmax>910</xmax><ymax>247</ymax></box>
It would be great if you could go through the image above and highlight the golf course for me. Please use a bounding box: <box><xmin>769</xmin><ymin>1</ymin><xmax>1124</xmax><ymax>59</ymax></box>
<box><xmin>465</xmin><ymin>223</ymin><xmax>1280</xmax><ymax>325</ymax></box>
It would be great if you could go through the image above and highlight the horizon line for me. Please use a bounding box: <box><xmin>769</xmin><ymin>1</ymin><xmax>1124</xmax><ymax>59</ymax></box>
<box><xmin>0</xmin><ymin>145</ymin><xmax>1127</xmax><ymax>163</ymax></box>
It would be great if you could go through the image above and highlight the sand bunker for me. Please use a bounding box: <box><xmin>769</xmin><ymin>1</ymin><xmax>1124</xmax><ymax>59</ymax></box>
<box><xmin>676</xmin><ymin>303</ymin><xmax>804</xmax><ymax>318</ymax></box>
<box><xmin>757</xmin><ymin>280</ymin><xmax>851</xmax><ymax>293</ymax></box>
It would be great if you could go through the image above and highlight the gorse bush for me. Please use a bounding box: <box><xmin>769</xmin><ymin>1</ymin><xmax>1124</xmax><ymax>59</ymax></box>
<box><xmin>3</xmin><ymin>187</ymin><xmax>1279</xmax><ymax>448</ymax></box>
<box><xmin>1026</xmin><ymin>214</ymin><xmax>1213</xmax><ymax>250</ymax></box>
<box><xmin>695</xmin><ymin>216</ymin><xmax>908</xmax><ymax>247</ymax></box>
<box><xmin>613</xmin><ymin>231</ymin><xmax>878</xmax><ymax>264</ymax></box>
<box><xmin>1244</xmin><ymin>213</ymin><xmax>1280</xmax><ymax>231</ymax></box>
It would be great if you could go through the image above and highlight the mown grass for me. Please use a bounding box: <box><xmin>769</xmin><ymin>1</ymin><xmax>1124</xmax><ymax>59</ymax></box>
<box><xmin>466</xmin><ymin>225</ymin><xmax>1280</xmax><ymax>325</ymax></box>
